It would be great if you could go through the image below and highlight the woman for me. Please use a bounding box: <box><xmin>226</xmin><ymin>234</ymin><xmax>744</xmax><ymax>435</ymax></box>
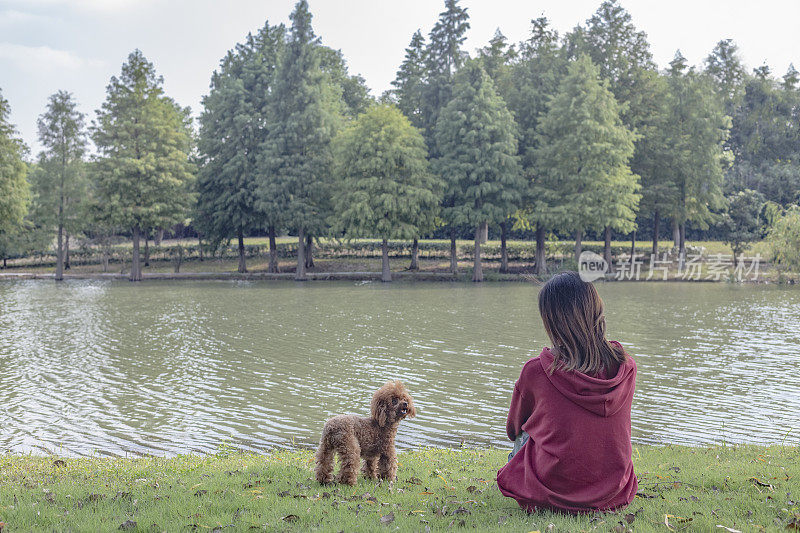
<box><xmin>497</xmin><ymin>271</ymin><xmax>638</xmax><ymax>513</ymax></box>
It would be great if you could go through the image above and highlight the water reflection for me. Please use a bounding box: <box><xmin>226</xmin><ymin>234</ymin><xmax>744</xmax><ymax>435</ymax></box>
<box><xmin>0</xmin><ymin>280</ymin><xmax>798</xmax><ymax>457</ymax></box>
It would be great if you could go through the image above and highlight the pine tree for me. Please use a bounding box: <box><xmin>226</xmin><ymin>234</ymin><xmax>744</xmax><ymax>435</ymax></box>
<box><xmin>704</xmin><ymin>39</ymin><xmax>747</xmax><ymax>114</ymax></box>
<box><xmin>92</xmin><ymin>50</ymin><xmax>195</xmax><ymax>281</ymax></box>
<box><xmin>0</xmin><ymin>89</ymin><xmax>30</xmax><ymax>267</ymax></box>
<box><xmin>664</xmin><ymin>52</ymin><xmax>730</xmax><ymax>262</ymax></box>
<box><xmin>434</xmin><ymin>60</ymin><xmax>522</xmax><ymax>282</ymax></box>
<box><xmin>391</xmin><ymin>30</ymin><xmax>427</xmax><ymax>130</ymax></box>
<box><xmin>33</xmin><ymin>91</ymin><xmax>88</xmax><ymax>280</ymax></box>
<box><xmin>196</xmin><ymin>22</ymin><xmax>284</xmax><ymax>273</ymax></box>
<box><xmin>422</xmin><ymin>0</ymin><xmax>470</xmax><ymax>147</ymax></box>
<box><xmin>331</xmin><ymin>104</ymin><xmax>441</xmax><ymax>282</ymax></box>
<box><xmin>506</xmin><ymin>17</ymin><xmax>567</xmax><ymax>274</ymax></box>
<box><xmin>256</xmin><ymin>0</ymin><xmax>342</xmax><ymax>280</ymax></box>
<box><xmin>534</xmin><ymin>55</ymin><xmax>639</xmax><ymax>266</ymax></box>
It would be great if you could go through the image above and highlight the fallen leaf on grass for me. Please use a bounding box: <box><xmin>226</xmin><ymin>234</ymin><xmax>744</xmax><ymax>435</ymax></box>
<box><xmin>53</xmin><ymin>459</ymin><xmax>66</xmax><ymax>467</ymax></box>
<box><xmin>379</xmin><ymin>512</ymin><xmax>395</xmax><ymax>525</ymax></box>
<box><xmin>466</xmin><ymin>485</ymin><xmax>477</xmax><ymax>493</ymax></box>
<box><xmin>194</xmin><ymin>490</ymin><xmax>208</xmax><ymax>497</ymax></box>
<box><xmin>0</xmin><ymin>522</ymin><xmax>5</xmax><ymax>532</ymax></box>
<box><xmin>282</xmin><ymin>515</ymin><xmax>299</xmax><ymax>522</ymax></box>
<box><xmin>715</xmin><ymin>526</ymin><xmax>741</xmax><ymax>533</ymax></box>
<box><xmin>406</xmin><ymin>477</ymin><xmax>422</xmax><ymax>485</ymax></box>
<box><xmin>118</xmin><ymin>520</ymin><xmax>136</xmax><ymax>531</ymax></box>
<box><xmin>624</xmin><ymin>513</ymin><xmax>635</xmax><ymax>524</ymax></box>
<box><xmin>748</xmin><ymin>477</ymin><xmax>774</xmax><ymax>491</ymax></box>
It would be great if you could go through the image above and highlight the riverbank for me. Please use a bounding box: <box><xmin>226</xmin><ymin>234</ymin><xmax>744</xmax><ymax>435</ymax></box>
<box><xmin>1</xmin><ymin>445</ymin><xmax>797</xmax><ymax>532</ymax></box>
<box><xmin>2</xmin><ymin>238</ymin><xmax>792</xmax><ymax>284</ymax></box>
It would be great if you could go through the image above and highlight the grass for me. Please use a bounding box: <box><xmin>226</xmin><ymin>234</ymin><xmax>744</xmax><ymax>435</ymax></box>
<box><xmin>1</xmin><ymin>445</ymin><xmax>798</xmax><ymax>532</ymax></box>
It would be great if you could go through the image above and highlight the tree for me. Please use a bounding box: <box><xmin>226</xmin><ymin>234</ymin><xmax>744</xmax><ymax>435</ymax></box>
<box><xmin>422</xmin><ymin>0</ymin><xmax>470</xmax><ymax>144</ymax></box>
<box><xmin>721</xmin><ymin>189</ymin><xmax>765</xmax><ymax>264</ymax></box>
<box><xmin>391</xmin><ymin>30</ymin><xmax>427</xmax><ymax>130</ymax></box>
<box><xmin>506</xmin><ymin>17</ymin><xmax>567</xmax><ymax>274</ymax></box>
<box><xmin>256</xmin><ymin>0</ymin><xmax>342</xmax><ymax>281</ymax></box>
<box><xmin>34</xmin><ymin>91</ymin><xmax>88</xmax><ymax>280</ymax></box>
<box><xmin>767</xmin><ymin>205</ymin><xmax>800</xmax><ymax>274</ymax></box>
<box><xmin>434</xmin><ymin>61</ymin><xmax>522</xmax><ymax>282</ymax></box>
<box><xmin>92</xmin><ymin>50</ymin><xmax>195</xmax><ymax>281</ymax></box>
<box><xmin>331</xmin><ymin>104</ymin><xmax>441</xmax><ymax>281</ymax></box>
<box><xmin>196</xmin><ymin>22</ymin><xmax>284</xmax><ymax>273</ymax></box>
<box><xmin>664</xmin><ymin>52</ymin><xmax>730</xmax><ymax>262</ymax></box>
<box><xmin>0</xmin><ymin>90</ymin><xmax>30</xmax><ymax>258</ymax></box>
<box><xmin>704</xmin><ymin>39</ymin><xmax>747</xmax><ymax>115</ymax></box>
<box><xmin>534</xmin><ymin>55</ymin><xmax>639</xmax><ymax>265</ymax></box>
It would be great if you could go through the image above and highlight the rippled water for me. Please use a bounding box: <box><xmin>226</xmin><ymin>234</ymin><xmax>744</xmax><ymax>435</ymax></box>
<box><xmin>0</xmin><ymin>280</ymin><xmax>798</xmax><ymax>457</ymax></box>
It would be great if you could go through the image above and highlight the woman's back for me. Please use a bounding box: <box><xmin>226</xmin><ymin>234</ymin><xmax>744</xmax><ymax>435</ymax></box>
<box><xmin>497</xmin><ymin>343</ymin><xmax>637</xmax><ymax>513</ymax></box>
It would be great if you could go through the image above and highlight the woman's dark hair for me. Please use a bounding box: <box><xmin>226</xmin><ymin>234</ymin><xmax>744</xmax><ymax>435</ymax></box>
<box><xmin>538</xmin><ymin>271</ymin><xmax>626</xmax><ymax>374</ymax></box>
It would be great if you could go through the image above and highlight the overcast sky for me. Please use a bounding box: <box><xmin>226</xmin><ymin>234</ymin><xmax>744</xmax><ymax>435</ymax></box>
<box><xmin>1</xmin><ymin>0</ymin><xmax>798</xmax><ymax>155</ymax></box>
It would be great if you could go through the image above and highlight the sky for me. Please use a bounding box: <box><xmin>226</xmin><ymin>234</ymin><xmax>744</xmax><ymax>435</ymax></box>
<box><xmin>1</xmin><ymin>0</ymin><xmax>799</xmax><ymax>155</ymax></box>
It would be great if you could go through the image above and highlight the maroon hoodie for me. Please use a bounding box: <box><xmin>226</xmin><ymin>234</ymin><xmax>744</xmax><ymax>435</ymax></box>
<box><xmin>496</xmin><ymin>342</ymin><xmax>637</xmax><ymax>514</ymax></box>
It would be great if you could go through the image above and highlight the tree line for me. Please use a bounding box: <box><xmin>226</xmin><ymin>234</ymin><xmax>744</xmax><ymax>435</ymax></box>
<box><xmin>1</xmin><ymin>0</ymin><xmax>798</xmax><ymax>281</ymax></box>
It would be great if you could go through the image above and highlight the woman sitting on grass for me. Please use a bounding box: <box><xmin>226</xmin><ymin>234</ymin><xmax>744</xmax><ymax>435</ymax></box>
<box><xmin>497</xmin><ymin>271</ymin><xmax>638</xmax><ymax>513</ymax></box>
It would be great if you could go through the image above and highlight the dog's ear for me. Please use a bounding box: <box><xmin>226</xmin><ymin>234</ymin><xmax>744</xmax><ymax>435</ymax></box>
<box><xmin>371</xmin><ymin>394</ymin><xmax>388</xmax><ymax>427</ymax></box>
<box><xmin>407</xmin><ymin>397</ymin><xmax>417</xmax><ymax>418</ymax></box>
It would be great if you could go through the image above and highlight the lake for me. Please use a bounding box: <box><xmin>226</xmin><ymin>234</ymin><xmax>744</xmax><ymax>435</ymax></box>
<box><xmin>0</xmin><ymin>280</ymin><xmax>798</xmax><ymax>457</ymax></box>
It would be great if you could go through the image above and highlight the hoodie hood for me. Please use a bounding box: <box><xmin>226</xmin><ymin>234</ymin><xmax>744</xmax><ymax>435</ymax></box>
<box><xmin>538</xmin><ymin>344</ymin><xmax>636</xmax><ymax>417</ymax></box>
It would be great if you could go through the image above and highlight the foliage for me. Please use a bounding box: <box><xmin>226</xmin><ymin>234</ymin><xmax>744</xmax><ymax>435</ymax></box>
<box><xmin>663</xmin><ymin>54</ymin><xmax>730</xmax><ymax>230</ymax></box>
<box><xmin>390</xmin><ymin>30</ymin><xmax>427</xmax><ymax>130</ymax></box>
<box><xmin>196</xmin><ymin>22</ymin><xmax>285</xmax><ymax>245</ymax></box>
<box><xmin>255</xmin><ymin>0</ymin><xmax>342</xmax><ymax>238</ymax></box>
<box><xmin>533</xmin><ymin>55</ymin><xmax>639</xmax><ymax>234</ymax></box>
<box><xmin>434</xmin><ymin>61</ymin><xmax>522</xmax><ymax>230</ymax></box>
<box><xmin>721</xmin><ymin>189</ymin><xmax>765</xmax><ymax>261</ymax></box>
<box><xmin>766</xmin><ymin>205</ymin><xmax>800</xmax><ymax>272</ymax></box>
<box><xmin>331</xmin><ymin>104</ymin><xmax>441</xmax><ymax>241</ymax></box>
<box><xmin>91</xmin><ymin>50</ymin><xmax>195</xmax><ymax>234</ymax></box>
<box><xmin>0</xmin><ymin>89</ymin><xmax>30</xmax><ymax>239</ymax></box>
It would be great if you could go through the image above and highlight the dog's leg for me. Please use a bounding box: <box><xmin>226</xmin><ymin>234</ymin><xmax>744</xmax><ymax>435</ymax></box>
<box><xmin>361</xmin><ymin>456</ymin><xmax>378</xmax><ymax>480</ymax></box>
<box><xmin>335</xmin><ymin>435</ymin><xmax>361</xmax><ymax>486</ymax></box>
<box><xmin>314</xmin><ymin>439</ymin><xmax>335</xmax><ymax>484</ymax></box>
<box><xmin>377</xmin><ymin>444</ymin><xmax>398</xmax><ymax>481</ymax></box>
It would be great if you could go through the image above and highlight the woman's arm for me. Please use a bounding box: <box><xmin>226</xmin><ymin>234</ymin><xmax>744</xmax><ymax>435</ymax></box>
<box><xmin>505</xmin><ymin>381</ymin><xmax>533</xmax><ymax>441</ymax></box>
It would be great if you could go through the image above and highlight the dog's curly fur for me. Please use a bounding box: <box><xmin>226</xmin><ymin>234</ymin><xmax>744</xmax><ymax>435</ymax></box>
<box><xmin>314</xmin><ymin>380</ymin><xmax>416</xmax><ymax>485</ymax></box>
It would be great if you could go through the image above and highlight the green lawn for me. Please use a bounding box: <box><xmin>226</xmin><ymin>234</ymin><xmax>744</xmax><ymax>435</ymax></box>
<box><xmin>1</xmin><ymin>445</ymin><xmax>797</xmax><ymax>531</ymax></box>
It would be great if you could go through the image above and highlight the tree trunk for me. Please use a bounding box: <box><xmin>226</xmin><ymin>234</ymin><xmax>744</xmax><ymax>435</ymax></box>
<box><xmin>143</xmin><ymin>232</ymin><xmax>150</xmax><ymax>267</ymax></box>
<box><xmin>102</xmin><ymin>246</ymin><xmax>109</xmax><ymax>273</ymax></box>
<box><xmin>154</xmin><ymin>228</ymin><xmax>164</xmax><ymax>246</ymax></box>
<box><xmin>295</xmin><ymin>229</ymin><xmax>307</xmax><ymax>281</ymax></box>
<box><xmin>237</xmin><ymin>228</ymin><xmax>247</xmax><ymax>273</ymax></box>
<box><xmin>652</xmin><ymin>210</ymin><xmax>660</xmax><ymax>257</ymax></box>
<box><xmin>473</xmin><ymin>225</ymin><xmax>484</xmax><ymax>282</ymax></box>
<box><xmin>55</xmin><ymin>222</ymin><xmax>64</xmax><ymax>281</ymax></box>
<box><xmin>604</xmin><ymin>226</ymin><xmax>612</xmax><ymax>268</ymax></box>
<box><xmin>64</xmin><ymin>233</ymin><xmax>71</xmax><ymax>270</ymax></box>
<box><xmin>198</xmin><ymin>234</ymin><xmax>204</xmax><ymax>261</ymax></box>
<box><xmin>535</xmin><ymin>226</ymin><xmax>547</xmax><ymax>276</ymax></box>
<box><xmin>2</xmin><ymin>258</ymin><xmax>6</xmax><ymax>269</ymax></box>
<box><xmin>672</xmin><ymin>219</ymin><xmax>680</xmax><ymax>249</ymax></box>
<box><xmin>480</xmin><ymin>221</ymin><xmax>488</xmax><ymax>244</ymax></box>
<box><xmin>449</xmin><ymin>228</ymin><xmax>458</xmax><ymax>274</ymax></box>
<box><xmin>574</xmin><ymin>229</ymin><xmax>583</xmax><ymax>263</ymax></box>
<box><xmin>499</xmin><ymin>221</ymin><xmax>509</xmax><ymax>273</ymax></box>
<box><xmin>409</xmin><ymin>238</ymin><xmax>419</xmax><ymax>271</ymax></box>
<box><xmin>381</xmin><ymin>238</ymin><xmax>391</xmax><ymax>282</ymax></box>
<box><xmin>130</xmin><ymin>225</ymin><xmax>142</xmax><ymax>282</ymax></box>
<box><xmin>630</xmin><ymin>229</ymin><xmax>637</xmax><ymax>262</ymax></box>
<box><xmin>268</xmin><ymin>226</ymin><xmax>279</xmax><ymax>273</ymax></box>
<box><xmin>678</xmin><ymin>221</ymin><xmax>686</xmax><ymax>270</ymax></box>
<box><xmin>305</xmin><ymin>234</ymin><xmax>314</xmax><ymax>269</ymax></box>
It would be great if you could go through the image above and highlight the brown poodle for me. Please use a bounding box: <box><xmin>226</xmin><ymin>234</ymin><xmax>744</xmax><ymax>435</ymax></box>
<box><xmin>314</xmin><ymin>380</ymin><xmax>416</xmax><ymax>486</ymax></box>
